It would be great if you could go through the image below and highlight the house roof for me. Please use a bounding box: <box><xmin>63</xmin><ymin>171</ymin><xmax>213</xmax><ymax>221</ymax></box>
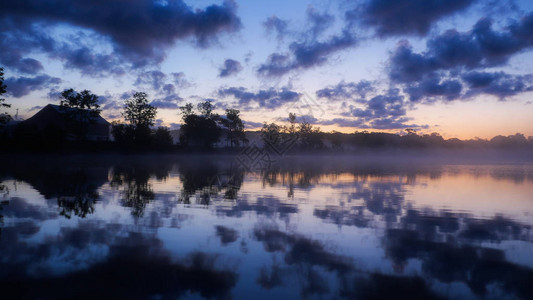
<box><xmin>44</xmin><ymin>104</ymin><xmax>109</xmax><ymax>125</ymax></box>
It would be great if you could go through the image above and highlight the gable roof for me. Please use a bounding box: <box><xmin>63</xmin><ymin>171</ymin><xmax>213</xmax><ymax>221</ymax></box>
<box><xmin>33</xmin><ymin>104</ymin><xmax>110</xmax><ymax>125</ymax></box>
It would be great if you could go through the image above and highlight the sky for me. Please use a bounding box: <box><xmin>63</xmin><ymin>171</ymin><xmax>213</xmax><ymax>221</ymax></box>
<box><xmin>1</xmin><ymin>0</ymin><xmax>533</xmax><ymax>139</ymax></box>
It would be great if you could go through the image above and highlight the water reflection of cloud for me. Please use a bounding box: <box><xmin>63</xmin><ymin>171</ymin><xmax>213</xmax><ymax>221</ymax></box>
<box><xmin>0</xmin><ymin>220</ymin><xmax>238</xmax><ymax>298</ymax></box>
<box><xmin>1</xmin><ymin>156</ymin><xmax>533</xmax><ymax>299</ymax></box>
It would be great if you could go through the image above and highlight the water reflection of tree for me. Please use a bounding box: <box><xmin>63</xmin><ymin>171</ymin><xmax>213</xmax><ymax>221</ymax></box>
<box><xmin>0</xmin><ymin>185</ymin><xmax>8</xmax><ymax>239</ymax></box>
<box><xmin>17</xmin><ymin>168</ymin><xmax>104</xmax><ymax>219</ymax></box>
<box><xmin>110</xmin><ymin>167</ymin><xmax>155</xmax><ymax>217</ymax></box>
<box><xmin>109</xmin><ymin>160</ymin><xmax>174</xmax><ymax>217</ymax></box>
<box><xmin>178</xmin><ymin>160</ymin><xmax>244</xmax><ymax>205</ymax></box>
<box><xmin>56</xmin><ymin>172</ymin><xmax>100</xmax><ymax>219</ymax></box>
<box><xmin>0</xmin><ymin>158</ymin><xmax>111</xmax><ymax>219</ymax></box>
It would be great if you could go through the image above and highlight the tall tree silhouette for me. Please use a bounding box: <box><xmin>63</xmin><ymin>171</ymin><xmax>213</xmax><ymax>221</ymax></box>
<box><xmin>179</xmin><ymin>100</ymin><xmax>221</xmax><ymax>148</ymax></box>
<box><xmin>0</xmin><ymin>67</ymin><xmax>11</xmax><ymax>125</ymax></box>
<box><xmin>123</xmin><ymin>92</ymin><xmax>157</xmax><ymax>128</ymax></box>
<box><xmin>121</xmin><ymin>92</ymin><xmax>157</xmax><ymax>147</ymax></box>
<box><xmin>59</xmin><ymin>88</ymin><xmax>101</xmax><ymax>139</ymax></box>
<box><xmin>220</xmin><ymin>108</ymin><xmax>247</xmax><ymax>148</ymax></box>
<box><xmin>153</xmin><ymin>126</ymin><xmax>174</xmax><ymax>150</ymax></box>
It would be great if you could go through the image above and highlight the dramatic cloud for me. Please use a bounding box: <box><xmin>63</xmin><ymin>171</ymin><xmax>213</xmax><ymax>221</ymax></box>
<box><xmin>305</xmin><ymin>8</ymin><xmax>335</xmax><ymax>40</ymax></box>
<box><xmin>462</xmin><ymin>71</ymin><xmax>533</xmax><ymax>99</ymax></box>
<box><xmin>134</xmin><ymin>71</ymin><xmax>185</xmax><ymax>109</ymax></box>
<box><xmin>0</xmin><ymin>56</ymin><xmax>43</xmax><ymax>75</ymax></box>
<box><xmin>295</xmin><ymin>114</ymin><xmax>319</xmax><ymax>124</ymax></box>
<box><xmin>258</xmin><ymin>7</ymin><xmax>357</xmax><ymax>77</ymax></box>
<box><xmin>257</xmin><ymin>31</ymin><xmax>357</xmax><ymax>77</ymax></box>
<box><xmin>219</xmin><ymin>59</ymin><xmax>242</xmax><ymax>77</ymax></box>
<box><xmin>384</xmin><ymin>13</ymin><xmax>533</xmax><ymax>102</ymax></box>
<box><xmin>349</xmin><ymin>89</ymin><xmax>409</xmax><ymax>126</ymax></box>
<box><xmin>244</xmin><ymin>120</ymin><xmax>264</xmax><ymax>129</ymax></box>
<box><xmin>315</xmin><ymin>82</ymin><xmax>424</xmax><ymax>129</ymax></box>
<box><xmin>404</xmin><ymin>75</ymin><xmax>463</xmax><ymax>102</ymax></box>
<box><xmin>150</xmin><ymin>92</ymin><xmax>183</xmax><ymax>110</ymax></box>
<box><xmin>5</xmin><ymin>75</ymin><xmax>61</xmax><ymax>98</ymax></box>
<box><xmin>316</xmin><ymin>80</ymin><xmax>374</xmax><ymax>100</ymax></box>
<box><xmin>341</xmin><ymin>89</ymin><xmax>424</xmax><ymax>129</ymax></box>
<box><xmin>0</xmin><ymin>0</ymin><xmax>241</xmax><ymax>76</ymax></box>
<box><xmin>318</xmin><ymin>118</ymin><xmax>365</xmax><ymax>128</ymax></box>
<box><xmin>0</xmin><ymin>22</ymin><xmax>51</xmax><ymax>75</ymax></box>
<box><xmin>389</xmin><ymin>14</ymin><xmax>533</xmax><ymax>83</ymax></box>
<box><xmin>350</xmin><ymin>0</ymin><xmax>477</xmax><ymax>37</ymax></box>
<box><xmin>171</xmin><ymin>72</ymin><xmax>192</xmax><ymax>89</ymax></box>
<box><xmin>58</xmin><ymin>45</ymin><xmax>127</xmax><ymax>76</ymax></box>
<box><xmin>136</xmin><ymin>70</ymin><xmax>168</xmax><ymax>90</ymax></box>
<box><xmin>264</xmin><ymin>15</ymin><xmax>289</xmax><ymax>41</ymax></box>
<box><xmin>218</xmin><ymin>86</ymin><xmax>300</xmax><ymax>109</ymax></box>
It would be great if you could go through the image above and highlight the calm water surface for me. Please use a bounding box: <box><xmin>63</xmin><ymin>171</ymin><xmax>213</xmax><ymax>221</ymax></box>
<box><xmin>1</xmin><ymin>155</ymin><xmax>532</xmax><ymax>299</ymax></box>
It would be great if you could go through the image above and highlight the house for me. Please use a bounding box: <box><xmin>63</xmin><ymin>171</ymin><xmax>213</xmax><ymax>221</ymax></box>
<box><xmin>22</xmin><ymin>104</ymin><xmax>110</xmax><ymax>141</ymax></box>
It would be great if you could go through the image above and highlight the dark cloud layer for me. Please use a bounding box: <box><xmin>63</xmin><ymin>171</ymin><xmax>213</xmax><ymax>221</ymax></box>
<box><xmin>258</xmin><ymin>8</ymin><xmax>357</xmax><ymax>77</ymax></box>
<box><xmin>264</xmin><ymin>15</ymin><xmax>289</xmax><ymax>41</ymax></box>
<box><xmin>305</xmin><ymin>8</ymin><xmax>335</xmax><ymax>39</ymax></box>
<box><xmin>404</xmin><ymin>76</ymin><xmax>463</xmax><ymax>102</ymax></box>
<box><xmin>316</xmin><ymin>80</ymin><xmax>374</xmax><ymax>100</ymax></box>
<box><xmin>136</xmin><ymin>71</ymin><xmax>168</xmax><ymax>91</ymax></box>
<box><xmin>349</xmin><ymin>0</ymin><xmax>477</xmax><ymax>37</ymax></box>
<box><xmin>462</xmin><ymin>71</ymin><xmax>533</xmax><ymax>99</ymax></box>
<box><xmin>4</xmin><ymin>75</ymin><xmax>61</xmax><ymax>98</ymax></box>
<box><xmin>219</xmin><ymin>59</ymin><xmax>242</xmax><ymax>77</ymax></box>
<box><xmin>0</xmin><ymin>0</ymin><xmax>241</xmax><ymax>76</ymax></box>
<box><xmin>218</xmin><ymin>86</ymin><xmax>300</xmax><ymax>109</ymax></box>
<box><xmin>385</xmin><ymin>13</ymin><xmax>533</xmax><ymax>102</ymax></box>
<box><xmin>389</xmin><ymin>14</ymin><xmax>533</xmax><ymax>83</ymax></box>
<box><xmin>257</xmin><ymin>31</ymin><xmax>357</xmax><ymax>77</ymax></box>
<box><xmin>348</xmin><ymin>89</ymin><xmax>418</xmax><ymax>129</ymax></box>
<box><xmin>134</xmin><ymin>70</ymin><xmax>185</xmax><ymax>109</ymax></box>
<box><xmin>317</xmin><ymin>86</ymin><xmax>424</xmax><ymax>129</ymax></box>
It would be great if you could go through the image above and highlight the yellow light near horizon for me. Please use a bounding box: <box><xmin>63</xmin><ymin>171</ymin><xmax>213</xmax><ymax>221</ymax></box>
<box><xmin>410</xmin><ymin>97</ymin><xmax>533</xmax><ymax>139</ymax></box>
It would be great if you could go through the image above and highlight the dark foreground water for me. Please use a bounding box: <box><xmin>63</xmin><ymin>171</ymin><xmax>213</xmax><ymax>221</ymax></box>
<box><xmin>0</xmin><ymin>155</ymin><xmax>532</xmax><ymax>299</ymax></box>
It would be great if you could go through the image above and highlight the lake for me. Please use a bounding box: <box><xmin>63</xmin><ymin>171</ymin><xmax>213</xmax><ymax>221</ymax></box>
<box><xmin>1</xmin><ymin>154</ymin><xmax>532</xmax><ymax>299</ymax></box>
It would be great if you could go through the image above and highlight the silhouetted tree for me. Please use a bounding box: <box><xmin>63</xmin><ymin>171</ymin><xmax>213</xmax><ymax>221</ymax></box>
<box><xmin>111</xmin><ymin>121</ymin><xmax>135</xmax><ymax>148</ymax></box>
<box><xmin>298</xmin><ymin>120</ymin><xmax>323</xmax><ymax>150</ymax></box>
<box><xmin>405</xmin><ymin>128</ymin><xmax>416</xmax><ymax>135</ymax></box>
<box><xmin>287</xmin><ymin>113</ymin><xmax>297</xmax><ymax>136</ymax></box>
<box><xmin>328</xmin><ymin>131</ymin><xmax>343</xmax><ymax>150</ymax></box>
<box><xmin>402</xmin><ymin>128</ymin><xmax>423</xmax><ymax>147</ymax></box>
<box><xmin>121</xmin><ymin>92</ymin><xmax>157</xmax><ymax>147</ymax></box>
<box><xmin>0</xmin><ymin>67</ymin><xmax>11</xmax><ymax>125</ymax></box>
<box><xmin>220</xmin><ymin>109</ymin><xmax>248</xmax><ymax>147</ymax></box>
<box><xmin>59</xmin><ymin>88</ymin><xmax>101</xmax><ymax>140</ymax></box>
<box><xmin>260</xmin><ymin>114</ymin><xmax>300</xmax><ymax>154</ymax></box>
<box><xmin>123</xmin><ymin>92</ymin><xmax>157</xmax><ymax>128</ymax></box>
<box><xmin>179</xmin><ymin>101</ymin><xmax>221</xmax><ymax>148</ymax></box>
<box><xmin>422</xmin><ymin>132</ymin><xmax>444</xmax><ymax>147</ymax></box>
<box><xmin>198</xmin><ymin>101</ymin><xmax>215</xmax><ymax>118</ymax></box>
<box><xmin>180</xmin><ymin>103</ymin><xmax>194</xmax><ymax>117</ymax></box>
<box><xmin>260</xmin><ymin>122</ymin><xmax>282</xmax><ymax>148</ymax></box>
<box><xmin>490</xmin><ymin>133</ymin><xmax>529</xmax><ymax>148</ymax></box>
<box><xmin>110</xmin><ymin>166</ymin><xmax>154</xmax><ymax>217</ymax></box>
<box><xmin>56</xmin><ymin>171</ymin><xmax>99</xmax><ymax>219</ymax></box>
<box><xmin>153</xmin><ymin>126</ymin><xmax>174</xmax><ymax>150</ymax></box>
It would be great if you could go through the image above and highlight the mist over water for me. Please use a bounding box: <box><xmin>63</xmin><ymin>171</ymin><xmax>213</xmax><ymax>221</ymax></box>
<box><xmin>1</xmin><ymin>154</ymin><xmax>532</xmax><ymax>299</ymax></box>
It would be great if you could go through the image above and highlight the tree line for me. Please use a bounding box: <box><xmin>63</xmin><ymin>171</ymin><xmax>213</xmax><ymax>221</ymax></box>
<box><xmin>1</xmin><ymin>68</ymin><xmax>532</xmax><ymax>153</ymax></box>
